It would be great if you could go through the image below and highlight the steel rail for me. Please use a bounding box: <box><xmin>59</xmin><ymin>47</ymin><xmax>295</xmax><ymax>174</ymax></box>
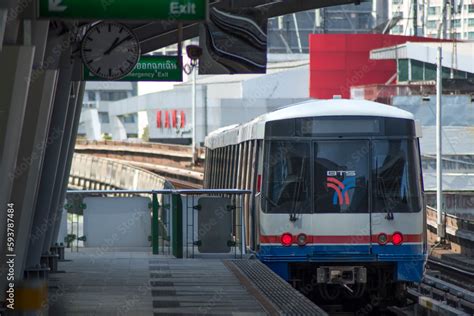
<box><xmin>427</xmin><ymin>258</ymin><xmax>474</xmax><ymax>278</ymax></box>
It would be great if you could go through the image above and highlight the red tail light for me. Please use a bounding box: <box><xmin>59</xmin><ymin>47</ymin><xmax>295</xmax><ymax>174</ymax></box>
<box><xmin>281</xmin><ymin>233</ymin><xmax>293</xmax><ymax>246</ymax></box>
<box><xmin>377</xmin><ymin>233</ymin><xmax>388</xmax><ymax>245</ymax></box>
<box><xmin>392</xmin><ymin>232</ymin><xmax>403</xmax><ymax>245</ymax></box>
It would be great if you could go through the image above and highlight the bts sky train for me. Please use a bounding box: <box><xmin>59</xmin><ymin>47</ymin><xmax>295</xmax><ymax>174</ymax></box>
<box><xmin>204</xmin><ymin>99</ymin><xmax>426</xmax><ymax>306</ymax></box>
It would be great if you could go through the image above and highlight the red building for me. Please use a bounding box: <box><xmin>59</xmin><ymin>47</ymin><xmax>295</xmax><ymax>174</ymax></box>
<box><xmin>309</xmin><ymin>34</ymin><xmax>443</xmax><ymax>99</ymax></box>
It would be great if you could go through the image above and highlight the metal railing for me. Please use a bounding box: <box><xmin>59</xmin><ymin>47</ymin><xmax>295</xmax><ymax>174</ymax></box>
<box><xmin>66</xmin><ymin>189</ymin><xmax>252</xmax><ymax>258</ymax></box>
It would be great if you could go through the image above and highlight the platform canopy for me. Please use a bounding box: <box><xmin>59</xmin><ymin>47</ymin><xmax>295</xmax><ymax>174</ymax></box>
<box><xmin>128</xmin><ymin>0</ymin><xmax>359</xmax><ymax>54</ymax></box>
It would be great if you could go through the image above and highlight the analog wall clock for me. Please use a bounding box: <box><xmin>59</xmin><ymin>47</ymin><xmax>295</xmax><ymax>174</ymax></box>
<box><xmin>81</xmin><ymin>22</ymin><xmax>141</xmax><ymax>80</ymax></box>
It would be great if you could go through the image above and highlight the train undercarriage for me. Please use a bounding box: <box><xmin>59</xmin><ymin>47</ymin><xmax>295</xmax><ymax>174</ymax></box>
<box><xmin>289</xmin><ymin>262</ymin><xmax>409</xmax><ymax>313</ymax></box>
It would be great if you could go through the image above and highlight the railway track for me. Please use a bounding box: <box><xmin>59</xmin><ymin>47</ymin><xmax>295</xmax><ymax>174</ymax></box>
<box><xmin>395</xmin><ymin>261</ymin><xmax>474</xmax><ymax>316</ymax></box>
<box><xmin>426</xmin><ymin>258</ymin><xmax>474</xmax><ymax>292</ymax></box>
<box><xmin>300</xmin><ymin>260</ymin><xmax>474</xmax><ymax>315</ymax></box>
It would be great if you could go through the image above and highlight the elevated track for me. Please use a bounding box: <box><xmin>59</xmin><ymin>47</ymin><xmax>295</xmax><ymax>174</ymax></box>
<box><xmin>75</xmin><ymin>140</ymin><xmax>204</xmax><ymax>188</ymax></box>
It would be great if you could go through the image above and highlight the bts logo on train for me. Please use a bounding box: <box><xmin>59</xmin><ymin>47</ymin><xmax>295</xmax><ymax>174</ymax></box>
<box><xmin>326</xmin><ymin>171</ymin><xmax>356</xmax><ymax>206</ymax></box>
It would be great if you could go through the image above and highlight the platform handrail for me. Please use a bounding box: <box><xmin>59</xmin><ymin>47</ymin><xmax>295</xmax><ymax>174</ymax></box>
<box><xmin>66</xmin><ymin>189</ymin><xmax>252</xmax><ymax>257</ymax></box>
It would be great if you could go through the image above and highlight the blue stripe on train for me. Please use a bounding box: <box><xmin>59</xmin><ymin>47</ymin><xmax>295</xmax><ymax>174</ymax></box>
<box><xmin>257</xmin><ymin>244</ymin><xmax>426</xmax><ymax>282</ymax></box>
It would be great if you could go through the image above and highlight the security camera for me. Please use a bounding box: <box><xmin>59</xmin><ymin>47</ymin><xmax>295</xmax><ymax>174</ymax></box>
<box><xmin>186</xmin><ymin>45</ymin><xmax>203</xmax><ymax>61</ymax></box>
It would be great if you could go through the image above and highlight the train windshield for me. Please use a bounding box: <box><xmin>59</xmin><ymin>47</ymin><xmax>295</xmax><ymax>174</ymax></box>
<box><xmin>263</xmin><ymin>138</ymin><xmax>422</xmax><ymax>214</ymax></box>
<box><xmin>314</xmin><ymin>141</ymin><xmax>369</xmax><ymax>213</ymax></box>
<box><xmin>264</xmin><ymin>141</ymin><xmax>311</xmax><ymax>213</ymax></box>
<box><xmin>372</xmin><ymin>139</ymin><xmax>422</xmax><ymax>213</ymax></box>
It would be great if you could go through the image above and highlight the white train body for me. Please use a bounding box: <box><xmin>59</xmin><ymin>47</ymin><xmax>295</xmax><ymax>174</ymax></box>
<box><xmin>204</xmin><ymin>99</ymin><xmax>426</xmax><ymax>303</ymax></box>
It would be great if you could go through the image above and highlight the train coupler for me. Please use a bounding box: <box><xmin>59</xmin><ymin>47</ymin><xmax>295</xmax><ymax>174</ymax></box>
<box><xmin>316</xmin><ymin>266</ymin><xmax>367</xmax><ymax>284</ymax></box>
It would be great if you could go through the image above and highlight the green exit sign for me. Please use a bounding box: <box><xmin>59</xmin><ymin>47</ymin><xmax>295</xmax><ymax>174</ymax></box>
<box><xmin>39</xmin><ymin>0</ymin><xmax>207</xmax><ymax>21</ymax></box>
<box><xmin>83</xmin><ymin>56</ymin><xmax>183</xmax><ymax>82</ymax></box>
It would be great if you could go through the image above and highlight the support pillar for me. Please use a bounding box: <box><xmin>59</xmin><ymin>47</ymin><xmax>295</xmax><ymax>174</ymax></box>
<box><xmin>12</xmin><ymin>69</ymin><xmax>58</xmax><ymax>279</ymax></box>
<box><xmin>48</xmin><ymin>79</ymin><xmax>85</xmax><ymax>250</ymax></box>
<box><xmin>26</xmin><ymin>44</ymin><xmax>73</xmax><ymax>270</ymax></box>
<box><xmin>0</xmin><ymin>45</ymin><xmax>35</xmax><ymax>303</ymax></box>
<box><xmin>0</xmin><ymin>9</ymin><xmax>6</xmax><ymax>51</ymax></box>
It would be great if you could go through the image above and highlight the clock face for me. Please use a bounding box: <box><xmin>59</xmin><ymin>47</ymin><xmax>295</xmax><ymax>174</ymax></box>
<box><xmin>81</xmin><ymin>22</ymin><xmax>141</xmax><ymax>80</ymax></box>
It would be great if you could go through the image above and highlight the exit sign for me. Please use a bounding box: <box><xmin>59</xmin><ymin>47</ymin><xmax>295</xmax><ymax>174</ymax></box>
<box><xmin>39</xmin><ymin>0</ymin><xmax>208</xmax><ymax>21</ymax></box>
<box><xmin>83</xmin><ymin>56</ymin><xmax>183</xmax><ymax>82</ymax></box>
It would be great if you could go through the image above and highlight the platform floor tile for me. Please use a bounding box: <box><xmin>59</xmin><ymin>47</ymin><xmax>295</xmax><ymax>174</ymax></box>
<box><xmin>150</xmin><ymin>259</ymin><xmax>266</xmax><ymax>315</ymax></box>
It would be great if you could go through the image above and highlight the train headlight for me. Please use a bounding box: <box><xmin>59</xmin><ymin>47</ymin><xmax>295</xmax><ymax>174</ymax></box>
<box><xmin>297</xmin><ymin>233</ymin><xmax>307</xmax><ymax>246</ymax></box>
<box><xmin>280</xmin><ymin>233</ymin><xmax>293</xmax><ymax>247</ymax></box>
<box><xmin>392</xmin><ymin>232</ymin><xmax>403</xmax><ymax>245</ymax></box>
<box><xmin>377</xmin><ymin>233</ymin><xmax>388</xmax><ymax>245</ymax></box>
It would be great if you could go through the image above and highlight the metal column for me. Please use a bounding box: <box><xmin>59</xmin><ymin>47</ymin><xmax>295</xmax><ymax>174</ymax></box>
<box><xmin>26</xmin><ymin>41</ymin><xmax>74</xmax><ymax>269</ymax></box>
<box><xmin>192</xmin><ymin>66</ymin><xmax>197</xmax><ymax>165</ymax></box>
<box><xmin>152</xmin><ymin>192</ymin><xmax>160</xmax><ymax>254</ymax></box>
<box><xmin>0</xmin><ymin>45</ymin><xmax>35</xmax><ymax>303</ymax></box>
<box><xmin>8</xmin><ymin>20</ymin><xmax>57</xmax><ymax>280</ymax></box>
<box><xmin>11</xmin><ymin>69</ymin><xmax>59</xmax><ymax>279</ymax></box>
<box><xmin>50</xmin><ymin>80</ymin><xmax>85</xmax><ymax>247</ymax></box>
<box><xmin>44</xmin><ymin>76</ymin><xmax>84</xmax><ymax>253</ymax></box>
<box><xmin>436</xmin><ymin>47</ymin><xmax>445</xmax><ymax>240</ymax></box>
<box><xmin>172</xmin><ymin>194</ymin><xmax>183</xmax><ymax>258</ymax></box>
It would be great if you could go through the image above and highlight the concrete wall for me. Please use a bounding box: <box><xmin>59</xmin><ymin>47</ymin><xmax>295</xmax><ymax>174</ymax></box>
<box><xmin>69</xmin><ymin>153</ymin><xmax>168</xmax><ymax>191</ymax></box>
<box><xmin>83</xmin><ymin>197</ymin><xmax>151</xmax><ymax>248</ymax></box>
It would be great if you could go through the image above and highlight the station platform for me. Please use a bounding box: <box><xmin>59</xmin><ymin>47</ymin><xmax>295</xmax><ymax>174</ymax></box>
<box><xmin>49</xmin><ymin>248</ymin><xmax>155</xmax><ymax>315</ymax></box>
<box><xmin>49</xmin><ymin>248</ymin><xmax>326</xmax><ymax>315</ymax></box>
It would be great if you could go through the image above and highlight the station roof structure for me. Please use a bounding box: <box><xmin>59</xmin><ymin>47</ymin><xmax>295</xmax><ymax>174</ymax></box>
<box><xmin>128</xmin><ymin>0</ymin><xmax>359</xmax><ymax>54</ymax></box>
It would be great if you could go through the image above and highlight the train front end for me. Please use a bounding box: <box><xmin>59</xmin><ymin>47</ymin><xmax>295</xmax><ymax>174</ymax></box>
<box><xmin>256</xmin><ymin>103</ymin><xmax>426</xmax><ymax>303</ymax></box>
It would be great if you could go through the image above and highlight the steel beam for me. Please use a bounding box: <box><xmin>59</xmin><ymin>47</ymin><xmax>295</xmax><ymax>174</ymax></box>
<box><xmin>7</xmin><ymin>20</ymin><xmax>56</xmax><ymax>280</ymax></box>
<box><xmin>135</xmin><ymin>0</ymin><xmax>357</xmax><ymax>54</ymax></box>
<box><xmin>0</xmin><ymin>44</ymin><xmax>35</xmax><ymax>303</ymax></box>
<box><xmin>0</xmin><ymin>9</ymin><xmax>6</xmax><ymax>51</ymax></box>
<box><xmin>26</xmin><ymin>42</ymin><xmax>73</xmax><ymax>269</ymax></box>
<box><xmin>41</xmin><ymin>79</ymin><xmax>80</xmax><ymax>253</ymax></box>
<box><xmin>152</xmin><ymin>192</ymin><xmax>160</xmax><ymax>254</ymax></box>
<box><xmin>11</xmin><ymin>69</ymin><xmax>59</xmax><ymax>279</ymax></box>
<box><xmin>31</xmin><ymin>21</ymin><xmax>49</xmax><ymax>68</ymax></box>
<box><xmin>47</xmin><ymin>78</ymin><xmax>85</xmax><ymax>251</ymax></box>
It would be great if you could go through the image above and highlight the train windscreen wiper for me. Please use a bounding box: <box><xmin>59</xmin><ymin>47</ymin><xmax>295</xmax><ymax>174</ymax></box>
<box><xmin>289</xmin><ymin>158</ymin><xmax>306</xmax><ymax>222</ymax></box>
<box><xmin>375</xmin><ymin>158</ymin><xmax>394</xmax><ymax>220</ymax></box>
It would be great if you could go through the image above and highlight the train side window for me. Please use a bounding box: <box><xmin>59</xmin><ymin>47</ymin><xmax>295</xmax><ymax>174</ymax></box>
<box><xmin>372</xmin><ymin>139</ymin><xmax>422</xmax><ymax>213</ymax></box>
<box><xmin>314</xmin><ymin>141</ymin><xmax>369</xmax><ymax>213</ymax></box>
<box><xmin>263</xmin><ymin>141</ymin><xmax>311</xmax><ymax>213</ymax></box>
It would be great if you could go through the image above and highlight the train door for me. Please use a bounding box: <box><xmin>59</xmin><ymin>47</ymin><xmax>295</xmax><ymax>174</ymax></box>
<box><xmin>313</xmin><ymin>140</ymin><xmax>372</xmax><ymax>254</ymax></box>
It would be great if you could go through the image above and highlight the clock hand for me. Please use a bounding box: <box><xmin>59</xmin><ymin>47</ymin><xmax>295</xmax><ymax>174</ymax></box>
<box><xmin>104</xmin><ymin>35</ymin><xmax>133</xmax><ymax>55</ymax></box>
<box><xmin>88</xmin><ymin>55</ymin><xmax>105</xmax><ymax>63</ymax></box>
<box><xmin>103</xmin><ymin>37</ymin><xmax>120</xmax><ymax>55</ymax></box>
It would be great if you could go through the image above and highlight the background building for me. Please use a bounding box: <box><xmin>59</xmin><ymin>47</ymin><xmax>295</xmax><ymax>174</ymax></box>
<box><xmin>389</xmin><ymin>0</ymin><xmax>474</xmax><ymax>39</ymax></box>
<box><xmin>78</xmin><ymin>2</ymin><xmax>389</xmax><ymax>142</ymax></box>
<box><xmin>268</xmin><ymin>1</ymin><xmax>387</xmax><ymax>53</ymax></box>
<box><xmin>106</xmin><ymin>57</ymin><xmax>310</xmax><ymax>144</ymax></box>
<box><xmin>78</xmin><ymin>82</ymin><xmax>138</xmax><ymax>140</ymax></box>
